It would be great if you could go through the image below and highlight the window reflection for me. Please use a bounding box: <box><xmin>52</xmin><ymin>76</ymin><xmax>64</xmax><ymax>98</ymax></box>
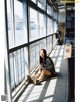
<box><xmin>14</xmin><ymin>0</ymin><xmax>27</xmax><ymax>46</ymax></box>
<box><xmin>7</xmin><ymin>0</ymin><xmax>13</xmax><ymax>48</ymax></box>
<box><xmin>30</xmin><ymin>43</ymin><xmax>36</xmax><ymax>70</ymax></box>
<box><xmin>29</xmin><ymin>8</ymin><xmax>38</xmax><ymax>41</ymax></box>
<box><xmin>47</xmin><ymin>18</ymin><xmax>53</xmax><ymax>35</ymax></box>
<box><xmin>39</xmin><ymin>13</ymin><xmax>46</xmax><ymax>38</ymax></box>
<box><xmin>47</xmin><ymin>36</ymin><xmax>52</xmax><ymax>54</ymax></box>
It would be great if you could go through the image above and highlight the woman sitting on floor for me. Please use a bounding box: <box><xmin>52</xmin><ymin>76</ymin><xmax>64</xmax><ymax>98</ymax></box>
<box><xmin>27</xmin><ymin>49</ymin><xmax>55</xmax><ymax>84</ymax></box>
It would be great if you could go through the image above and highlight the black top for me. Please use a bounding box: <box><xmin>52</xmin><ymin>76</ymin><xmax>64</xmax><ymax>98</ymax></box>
<box><xmin>40</xmin><ymin>56</ymin><xmax>55</xmax><ymax>73</ymax></box>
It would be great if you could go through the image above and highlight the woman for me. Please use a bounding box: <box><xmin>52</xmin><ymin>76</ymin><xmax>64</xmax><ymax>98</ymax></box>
<box><xmin>27</xmin><ymin>49</ymin><xmax>55</xmax><ymax>84</ymax></box>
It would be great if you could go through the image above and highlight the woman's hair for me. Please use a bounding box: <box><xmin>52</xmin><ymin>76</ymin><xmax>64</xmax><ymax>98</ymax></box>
<box><xmin>39</xmin><ymin>49</ymin><xmax>47</xmax><ymax>64</ymax></box>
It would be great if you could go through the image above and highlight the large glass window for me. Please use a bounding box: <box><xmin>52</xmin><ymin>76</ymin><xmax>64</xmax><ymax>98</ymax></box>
<box><xmin>47</xmin><ymin>18</ymin><xmax>53</xmax><ymax>35</ymax></box>
<box><xmin>38</xmin><ymin>0</ymin><xmax>46</xmax><ymax>10</ymax></box>
<box><xmin>39</xmin><ymin>39</ymin><xmax>46</xmax><ymax>50</ymax></box>
<box><xmin>29</xmin><ymin>8</ymin><xmax>38</xmax><ymax>41</ymax></box>
<box><xmin>31</xmin><ymin>0</ymin><xmax>36</xmax><ymax>3</ymax></box>
<box><xmin>47</xmin><ymin>36</ymin><xmax>52</xmax><ymax>54</ymax></box>
<box><xmin>9</xmin><ymin>47</ymin><xmax>28</xmax><ymax>89</ymax></box>
<box><xmin>39</xmin><ymin>13</ymin><xmax>46</xmax><ymax>38</ymax></box>
<box><xmin>54</xmin><ymin>21</ymin><xmax>58</xmax><ymax>33</ymax></box>
<box><xmin>14</xmin><ymin>0</ymin><xmax>27</xmax><ymax>47</ymax></box>
<box><xmin>47</xmin><ymin>4</ymin><xmax>52</xmax><ymax>15</ymax></box>
<box><xmin>7</xmin><ymin>0</ymin><xmax>13</xmax><ymax>48</ymax></box>
<box><xmin>35</xmin><ymin>42</ymin><xmax>40</xmax><ymax>65</ymax></box>
<box><xmin>30</xmin><ymin>43</ymin><xmax>36</xmax><ymax>70</ymax></box>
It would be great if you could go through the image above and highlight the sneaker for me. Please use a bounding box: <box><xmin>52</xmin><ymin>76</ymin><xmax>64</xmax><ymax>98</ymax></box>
<box><xmin>31</xmin><ymin>76</ymin><xmax>37</xmax><ymax>85</ymax></box>
<box><xmin>27</xmin><ymin>75</ymin><xmax>33</xmax><ymax>83</ymax></box>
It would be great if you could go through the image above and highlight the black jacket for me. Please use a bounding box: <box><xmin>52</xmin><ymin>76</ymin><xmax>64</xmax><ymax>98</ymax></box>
<box><xmin>40</xmin><ymin>56</ymin><xmax>55</xmax><ymax>73</ymax></box>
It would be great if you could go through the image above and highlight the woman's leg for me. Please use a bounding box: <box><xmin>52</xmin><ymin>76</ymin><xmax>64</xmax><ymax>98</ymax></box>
<box><xmin>35</xmin><ymin>69</ymin><xmax>42</xmax><ymax>78</ymax></box>
<box><xmin>37</xmin><ymin>70</ymin><xmax>51</xmax><ymax>81</ymax></box>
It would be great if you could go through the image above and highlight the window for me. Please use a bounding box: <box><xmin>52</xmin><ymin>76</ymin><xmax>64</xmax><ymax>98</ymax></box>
<box><xmin>14</xmin><ymin>0</ymin><xmax>27</xmax><ymax>46</ymax></box>
<box><xmin>39</xmin><ymin>39</ymin><xmax>46</xmax><ymax>50</ymax></box>
<box><xmin>54</xmin><ymin>21</ymin><xmax>58</xmax><ymax>33</ymax></box>
<box><xmin>9</xmin><ymin>47</ymin><xmax>28</xmax><ymax>88</ymax></box>
<box><xmin>38</xmin><ymin>0</ymin><xmax>46</xmax><ymax>10</ymax></box>
<box><xmin>47</xmin><ymin>5</ymin><xmax>52</xmax><ymax>15</ymax></box>
<box><xmin>39</xmin><ymin>13</ymin><xmax>46</xmax><ymax>38</ymax></box>
<box><xmin>47</xmin><ymin>18</ymin><xmax>53</xmax><ymax>35</ymax></box>
<box><xmin>47</xmin><ymin>36</ymin><xmax>52</xmax><ymax>54</ymax></box>
<box><xmin>30</xmin><ymin>43</ymin><xmax>36</xmax><ymax>70</ymax></box>
<box><xmin>29</xmin><ymin>8</ymin><xmax>38</xmax><ymax>41</ymax></box>
<box><xmin>7</xmin><ymin>0</ymin><xmax>13</xmax><ymax>48</ymax></box>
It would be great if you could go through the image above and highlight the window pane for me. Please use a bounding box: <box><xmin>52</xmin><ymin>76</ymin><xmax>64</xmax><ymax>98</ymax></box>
<box><xmin>47</xmin><ymin>18</ymin><xmax>53</xmax><ymax>35</ymax></box>
<box><xmin>35</xmin><ymin>42</ymin><xmax>39</xmax><ymax>65</ymax></box>
<box><xmin>29</xmin><ymin>8</ymin><xmax>38</xmax><ymax>41</ymax></box>
<box><xmin>30</xmin><ymin>43</ymin><xmax>36</xmax><ymax>70</ymax></box>
<box><xmin>39</xmin><ymin>39</ymin><xmax>46</xmax><ymax>50</ymax></box>
<box><xmin>7</xmin><ymin>0</ymin><xmax>13</xmax><ymax>48</ymax></box>
<box><xmin>38</xmin><ymin>1</ymin><xmax>45</xmax><ymax>10</ymax></box>
<box><xmin>14</xmin><ymin>0</ymin><xmax>27</xmax><ymax>46</ymax></box>
<box><xmin>54</xmin><ymin>21</ymin><xmax>58</xmax><ymax>33</ymax></box>
<box><xmin>38</xmin><ymin>1</ymin><xmax>42</xmax><ymax>8</ymax></box>
<box><xmin>39</xmin><ymin>13</ymin><xmax>46</xmax><ymax>38</ymax></box>
<box><xmin>47</xmin><ymin>36</ymin><xmax>52</xmax><ymax>54</ymax></box>
<box><xmin>47</xmin><ymin>5</ymin><xmax>52</xmax><ymax>15</ymax></box>
<box><xmin>9</xmin><ymin>53</ymin><xmax>15</xmax><ymax>88</ymax></box>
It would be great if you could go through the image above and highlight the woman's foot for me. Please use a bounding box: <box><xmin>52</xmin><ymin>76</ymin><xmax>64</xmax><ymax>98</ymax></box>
<box><xmin>31</xmin><ymin>76</ymin><xmax>37</xmax><ymax>85</ymax></box>
<box><xmin>27</xmin><ymin>75</ymin><xmax>37</xmax><ymax>84</ymax></box>
<box><xmin>36</xmin><ymin>79</ymin><xmax>42</xmax><ymax>84</ymax></box>
<box><xmin>27</xmin><ymin>75</ymin><xmax>33</xmax><ymax>83</ymax></box>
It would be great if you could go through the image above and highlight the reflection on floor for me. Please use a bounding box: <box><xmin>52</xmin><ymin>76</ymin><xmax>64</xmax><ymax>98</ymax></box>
<box><xmin>18</xmin><ymin>45</ymin><xmax>68</xmax><ymax>102</ymax></box>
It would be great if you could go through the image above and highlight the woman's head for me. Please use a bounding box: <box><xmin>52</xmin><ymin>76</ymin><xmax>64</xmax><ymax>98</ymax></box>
<box><xmin>40</xmin><ymin>49</ymin><xmax>47</xmax><ymax>59</ymax></box>
<box><xmin>40</xmin><ymin>49</ymin><xmax>47</xmax><ymax>64</ymax></box>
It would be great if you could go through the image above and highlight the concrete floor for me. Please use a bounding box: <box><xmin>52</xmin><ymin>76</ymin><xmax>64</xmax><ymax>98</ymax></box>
<box><xmin>17</xmin><ymin>45</ymin><xmax>69</xmax><ymax>102</ymax></box>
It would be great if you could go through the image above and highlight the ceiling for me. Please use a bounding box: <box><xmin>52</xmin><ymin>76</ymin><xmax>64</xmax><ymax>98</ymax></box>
<box><xmin>47</xmin><ymin>0</ymin><xmax>65</xmax><ymax>11</ymax></box>
<box><xmin>48</xmin><ymin>0</ymin><xmax>75</xmax><ymax>11</ymax></box>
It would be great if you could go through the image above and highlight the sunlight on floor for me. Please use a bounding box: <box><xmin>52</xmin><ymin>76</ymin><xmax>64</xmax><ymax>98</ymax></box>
<box><xmin>18</xmin><ymin>45</ymin><xmax>66</xmax><ymax>102</ymax></box>
<box><xmin>27</xmin><ymin>82</ymin><xmax>46</xmax><ymax>102</ymax></box>
<box><xmin>45</xmin><ymin>79</ymin><xmax>57</xmax><ymax>97</ymax></box>
<box><xmin>43</xmin><ymin>97</ymin><xmax>53</xmax><ymax>102</ymax></box>
<box><xmin>54</xmin><ymin>50</ymin><xmax>59</xmax><ymax>57</ymax></box>
<box><xmin>55</xmin><ymin>60</ymin><xmax>62</xmax><ymax>68</ymax></box>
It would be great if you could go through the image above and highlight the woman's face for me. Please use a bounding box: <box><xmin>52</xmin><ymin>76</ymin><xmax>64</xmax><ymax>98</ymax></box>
<box><xmin>40</xmin><ymin>50</ymin><xmax>44</xmax><ymax>59</ymax></box>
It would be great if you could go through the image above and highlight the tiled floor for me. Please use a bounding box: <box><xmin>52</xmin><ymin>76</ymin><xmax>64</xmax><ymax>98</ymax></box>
<box><xmin>18</xmin><ymin>45</ymin><xmax>68</xmax><ymax>102</ymax></box>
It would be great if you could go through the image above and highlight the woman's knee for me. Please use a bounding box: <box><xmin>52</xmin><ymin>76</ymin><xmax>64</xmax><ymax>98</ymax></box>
<box><xmin>42</xmin><ymin>70</ymin><xmax>51</xmax><ymax>75</ymax></box>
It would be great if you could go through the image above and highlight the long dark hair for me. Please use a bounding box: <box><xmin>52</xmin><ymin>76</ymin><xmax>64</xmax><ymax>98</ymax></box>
<box><xmin>40</xmin><ymin>49</ymin><xmax>47</xmax><ymax>65</ymax></box>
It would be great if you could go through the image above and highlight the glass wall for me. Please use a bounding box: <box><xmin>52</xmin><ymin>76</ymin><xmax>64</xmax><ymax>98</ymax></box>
<box><xmin>5</xmin><ymin>0</ymin><xmax>58</xmax><ymax>95</ymax></box>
